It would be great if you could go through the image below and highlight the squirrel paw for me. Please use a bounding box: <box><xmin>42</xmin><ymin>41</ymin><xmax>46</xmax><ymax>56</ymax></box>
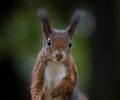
<box><xmin>51</xmin><ymin>86</ymin><xmax>64</xmax><ymax>98</ymax></box>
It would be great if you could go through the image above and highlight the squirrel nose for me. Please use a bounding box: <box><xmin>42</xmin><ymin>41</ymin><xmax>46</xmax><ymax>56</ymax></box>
<box><xmin>56</xmin><ymin>53</ymin><xmax>63</xmax><ymax>59</ymax></box>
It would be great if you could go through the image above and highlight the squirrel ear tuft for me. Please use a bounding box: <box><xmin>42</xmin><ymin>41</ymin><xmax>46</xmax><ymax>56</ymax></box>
<box><xmin>67</xmin><ymin>10</ymin><xmax>85</xmax><ymax>38</ymax></box>
<box><xmin>37</xmin><ymin>9</ymin><xmax>52</xmax><ymax>38</ymax></box>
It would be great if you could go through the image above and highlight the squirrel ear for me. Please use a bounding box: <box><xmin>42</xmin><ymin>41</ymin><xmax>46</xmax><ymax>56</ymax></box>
<box><xmin>38</xmin><ymin>9</ymin><xmax>52</xmax><ymax>38</ymax></box>
<box><xmin>67</xmin><ymin>10</ymin><xmax>85</xmax><ymax>38</ymax></box>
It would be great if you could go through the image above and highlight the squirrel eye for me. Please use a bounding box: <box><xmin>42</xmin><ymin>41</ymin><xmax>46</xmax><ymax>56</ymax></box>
<box><xmin>47</xmin><ymin>39</ymin><xmax>51</xmax><ymax>46</ymax></box>
<box><xmin>69</xmin><ymin>43</ymin><xmax>72</xmax><ymax>47</ymax></box>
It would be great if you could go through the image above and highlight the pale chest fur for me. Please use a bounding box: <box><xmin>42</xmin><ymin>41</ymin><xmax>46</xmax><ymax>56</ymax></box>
<box><xmin>44</xmin><ymin>61</ymin><xmax>67</xmax><ymax>100</ymax></box>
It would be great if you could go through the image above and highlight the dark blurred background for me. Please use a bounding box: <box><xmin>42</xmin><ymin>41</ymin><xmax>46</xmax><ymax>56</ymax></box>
<box><xmin>0</xmin><ymin>0</ymin><xmax>120</xmax><ymax>100</ymax></box>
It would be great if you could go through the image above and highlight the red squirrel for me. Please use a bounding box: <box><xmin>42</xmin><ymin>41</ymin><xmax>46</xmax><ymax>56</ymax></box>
<box><xmin>30</xmin><ymin>9</ymin><xmax>84</xmax><ymax>100</ymax></box>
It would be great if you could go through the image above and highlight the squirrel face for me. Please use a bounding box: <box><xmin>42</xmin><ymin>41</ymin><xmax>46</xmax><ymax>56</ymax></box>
<box><xmin>38</xmin><ymin>9</ymin><xmax>84</xmax><ymax>62</ymax></box>
<box><xmin>45</xmin><ymin>30</ymin><xmax>72</xmax><ymax>62</ymax></box>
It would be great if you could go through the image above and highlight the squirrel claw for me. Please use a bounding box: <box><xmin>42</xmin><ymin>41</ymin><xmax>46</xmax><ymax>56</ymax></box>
<box><xmin>51</xmin><ymin>87</ymin><xmax>64</xmax><ymax>98</ymax></box>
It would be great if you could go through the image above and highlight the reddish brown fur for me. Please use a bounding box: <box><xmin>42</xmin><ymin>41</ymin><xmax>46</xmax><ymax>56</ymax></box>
<box><xmin>30</xmin><ymin>9</ymin><xmax>85</xmax><ymax>100</ymax></box>
<box><xmin>31</xmin><ymin>52</ymin><xmax>48</xmax><ymax>100</ymax></box>
<box><xmin>31</xmin><ymin>42</ymin><xmax>77</xmax><ymax>100</ymax></box>
<box><xmin>51</xmin><ymin>31</ymin><xmax>70</xmax><ymax>51</ymax></box>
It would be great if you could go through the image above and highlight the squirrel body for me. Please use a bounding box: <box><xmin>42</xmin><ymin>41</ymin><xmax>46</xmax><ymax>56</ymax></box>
<box><xmin>44</xmin><ymin>61</ymin><xmax>67</xmax><ymax>100</ymax></box>
<box><xmin>30</xmin><ymin>9</ymin><xmax>84</xmax><ymax>100</ymax></box>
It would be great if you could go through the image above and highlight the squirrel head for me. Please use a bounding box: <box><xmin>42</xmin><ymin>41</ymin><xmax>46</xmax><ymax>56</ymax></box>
<box><xmin>38</xmin><ymin>9</ymin><xmax>84</xmax><ymax>63</ymax></box>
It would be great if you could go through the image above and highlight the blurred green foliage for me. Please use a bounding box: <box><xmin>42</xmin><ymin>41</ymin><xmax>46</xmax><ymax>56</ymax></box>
<box><xmin>0</xmin><ymin>0</ymin><xmax>120</xmax><ymax>100</ymax></box>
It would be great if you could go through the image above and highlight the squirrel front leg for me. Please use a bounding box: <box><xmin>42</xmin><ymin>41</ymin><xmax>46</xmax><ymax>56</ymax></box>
<box><xmin>51</xmin><ymin>56</ymin><xmax>77</xmax><ymax>98</ymax></box>
<box><xmin>31</xmin><ymin>52</ymin><xmax>48</xmax><ymax>100</ymax></box>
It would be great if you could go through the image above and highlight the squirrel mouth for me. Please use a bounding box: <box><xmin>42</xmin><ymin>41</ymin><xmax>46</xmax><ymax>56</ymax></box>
<box><xmin>56</xmin><ymin>58</ymin><xmax>63</xmax><ymax>62</ymax></box>
<box><xmin>52</xmin><ymin>57</ymin><xmax>64</xmax><ymax>63</ymax></box>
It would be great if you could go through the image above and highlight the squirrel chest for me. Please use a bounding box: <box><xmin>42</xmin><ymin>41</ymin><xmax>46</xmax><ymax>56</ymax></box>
<box><xmin>44</xmin><ymin>61</ymin><xmax>67</xmax><ymax>100</ymax></box>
